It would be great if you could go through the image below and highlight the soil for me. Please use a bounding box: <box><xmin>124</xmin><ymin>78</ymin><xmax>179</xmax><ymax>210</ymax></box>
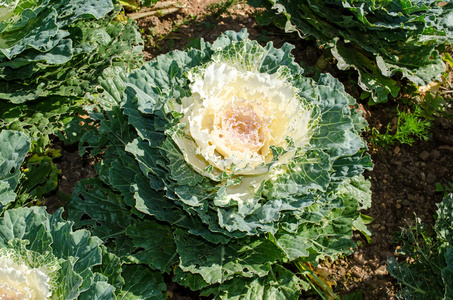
<box><xmin>44</xmin><ymin>1</ymin><xmax>453</xmax><ymax>299</ymax></box>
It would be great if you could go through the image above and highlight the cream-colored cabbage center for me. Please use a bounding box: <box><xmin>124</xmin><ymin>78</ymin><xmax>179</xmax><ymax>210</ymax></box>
<box><xmin>170</xmin><ymin>62</ymin><xmax>313</xmax><ymax>177</ymax></box>
<box><xmin>0</xmin><ymin>258</ymin><xmax>52</xmax><ymax>300</ymax></box>
<box><xmin>0</xmin><ymin>281</ymin><xmax>28</xmax><ymax>300</ymax></box>
<box><xmin>211</xmin><ymin>98</ymin><xmax>271</xmax><ymax>159</ymax></box>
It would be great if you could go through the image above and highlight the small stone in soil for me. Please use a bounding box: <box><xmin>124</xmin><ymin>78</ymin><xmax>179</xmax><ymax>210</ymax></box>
<box><xmin>419</xmin><ymin>151</ymin><xmax>430</xmax><ymax>161</ymax></box>
<box><xmin>375</xmin><ymin>265</ymin><xmax>388</xmax><ymax>276</ymax></box>
<box><xmin>394</xmin><ymin>146</ymin><xmax>401</xmax><ymax>154</ymax></box>
<box><xmin>353</xmin><ymin>253</ymin><xmax>366</xmax><ymax>265</ymax></box>
<box><xmin>401</xmin><ymin>199</ymin><xmax>411</xmax><ymax>206</ymax></box>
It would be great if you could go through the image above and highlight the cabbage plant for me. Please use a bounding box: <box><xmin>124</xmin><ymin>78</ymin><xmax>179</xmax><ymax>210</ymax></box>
<box><xmin>0</xmin><ymin>195</ymin><xmax>166</xmax><ymax>299</ymax></box>
<box><xmin>0</xmin><ymin>0</ymin><xmax>143</xmax><ymax>103</ymax></box>
<box><xmin>250</xmin><ymin>0</ymin><xmax>453</xmax><ymax>104</ymax></box>
<box><xmin>0</xmin><ymin>207</ymin><xmax>115</xmax><ymax>299</ymax></box>
<box><xmin>70</xmin><ymin>29</ymin><xmax>373</xmax><ymax>298</ymax></box>
<box><xmin>0</xmin><ymin>0</ymin><xmax>143</xmax><ymax>151</ymax></box>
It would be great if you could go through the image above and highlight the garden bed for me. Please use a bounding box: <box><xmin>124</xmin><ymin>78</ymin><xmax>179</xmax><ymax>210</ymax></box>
<box><xmin>41</xmin><ymin>0</ymin><xmax>453</xmax><ymax>299</ymax></box>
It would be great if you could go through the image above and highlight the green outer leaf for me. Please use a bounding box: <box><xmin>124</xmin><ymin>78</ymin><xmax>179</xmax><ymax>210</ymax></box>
<box><xmin>117</xmin><ymin>264</ymin><xmax>166</xmax><ymax>300</ymax></box>
<box><xmin>275</xmin><ymin>195</ymin><xmax>357</xmax><ymax>262</ymax></box>
<box><xmin>48</xmin><ymin>210</ymin><xmax>104</xmax><ymax>294</ymax></box>
<box><xmin>125</xmin><ymin>220</ymin><xmax>178</xmax><ymax>272</ymax></box>
<box><xmin>95</xmin><ymin>246</ymin><xmax>125</xmax><ymax>291</ymax></box>
<box><xmin>69</xmin><ymin>178</ymin><xmax>135</xmax><ymax>233</ymax></box>
<box><xmin>0</xmin><ymin>130</ymin><xmax>30</xmax><ymax>206</ymax></box>
<box><xmin>68</xmin><ymin>178</ymin><xmax>139</xmax><ymax>261</ymax></box>
<box><xmin>78</xmin><ymin>273</ymin><xmax>116</xmax><ymax>300</ymax></box>
<box><xmin>331</xmin><ymin>40</ymin><xmax>401</xmax><ymax>103</ymax></box>
<box><xmin>175</xmin><ymin>229</ymin><xmax>284</xmax><ymax>284</ymax></box>
<box><xmin>56</xmin><ymin>258</ymin><xmax>85</xmax><ymax>299</ymax></box>
<box><xmin>172</xmin><ymin>267</ymin><xmax>210</xmax><ymax>291</ymax></box>
<box><xmin>265</xmin><ymin>150</ymin><xmax>331</xmax><ymax>199</ymax></box>
<box><xmin>201</xmin><ymin>265</ymin><xmax>302</xmax><ymax>300</ymax></box>
<box><xmin>0</xmin><ymin>2</ymin><xmax>143</xmax><ymax>103</ymax></box>
<box><xmin>0</xmin><ymin>206</ymin><xmax>53</xmax><ymax>251</ymax></box>
<box><xmin>21</xmin><ymin>153</ymin><xmax>59</xmax><ymax>198</ymax></box>
<box><xmin>133</xmin><ymin>171</ymin><xmax>234</xmax><ymax>243</ymax></box>
<box><xmin>337</xmin><ymin>175</ymin><xmax>372</xmax><ymax>210</ymax></box>
<box><xmin>0</xmin><ymin>0</ymin><xmax>113</xmax><ymax>59</ymax></box>
<box><xmin>0</xmin><ymin>96</ymin><xmax>82</xmax><ymax>151</ymax></box>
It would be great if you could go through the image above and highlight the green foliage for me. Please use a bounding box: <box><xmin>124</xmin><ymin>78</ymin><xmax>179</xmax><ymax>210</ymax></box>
<box><xmin>0</xmin><ymin>193</ymin><xmax>166</xmax><ymax>299</ymax></box>
<box><xmin>0</xmin><ymin>207</ymin><xmax>109</xmax><ymax>298</ymax></box>
<box><xmin>19</xmin><ymin>150</ymin><xmax>61</xmax><ymax>199</ymax></box>
<box><xmin>0</xmin><ymin>0</ymin><xmax>144</xmax><ymax>151</ymax></box>
<box><xmin>0</xmin><ymin>173</ymin><xmax>167</xmax><ymax>299</ymax></box>
<box><xmin>418</xmin><ymin>91</ymin><xmax>452</xmax><ymax>121</ymax></box>
<box><xmin>0</xmin><ymin>130</ymin><xmax>65</xmax><ymax>212</ymax></box>
<box><xmin>436</xmin><ymin>182</ymin><xmax>453</xmax><ymax>194</ymax></box>
<box><xmin>250</xmin><ymin>0</ymin><xmax>453</xmax><ymax>104</ymax></box>
<box><xmin>0</xmin><ymin>97</ymin><xmax>87</xmax><ymax>152</ymax></box>
<box><xmin>68</xmin><ymin>29</ymin><xmax>373</xmax><ymax>299</ymax></box>
<box><xmin>0</xmin><ymin>0</ymin><xmax>143</xmax><ymax>103</ymax></box>
<box><xmin>388</xmin><ymin>192</ymin><xmax>453</xmax><ymax>299</ymax></box>
<box><xmin>0</xmin><ymin>130</ymin><xmax>30</xmax><ymax>211</ymax></box>
<box><xmin>370</xmin><ymin>106</ymin><xmax>431</xmax><ymax>148</ymax></box>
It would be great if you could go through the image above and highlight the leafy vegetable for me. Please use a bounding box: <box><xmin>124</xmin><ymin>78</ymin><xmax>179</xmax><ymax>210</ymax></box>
<box><xmin>0</xmin><ymin>0</ymin><xmax>144</xmax><ymax>152</ymax></box>
<box><xmin>0</xmin><ymin>130</ymin><xmax>62</xmax><ymax>212</ymax></box>
<box><xmin>0</xmin><ymin>205</ymin><xmax>166</xmax><ymax>299</ymax></box>
<box><xmin>250</xmin><ymin>0</ymin><xmax>453</xmax><ymax>104</ymax></box>
<box><xmin>0</xmin><ymin>206</ymin><xmax>112</xmax><ymax>299</ymax></box>
<box><xmin>70</xmin><ymin>29</ymin><xmax>372</xmax><ymax>298</ymax></box>
<box><xmin>388</xmin><ymin>192</ymin><xmax>453</xmax><ymax>299</ymax></box>
<box><xmin>0</xmin><ymin>0</ymin><xmax>143</xmax><ymax>103</ymax></box>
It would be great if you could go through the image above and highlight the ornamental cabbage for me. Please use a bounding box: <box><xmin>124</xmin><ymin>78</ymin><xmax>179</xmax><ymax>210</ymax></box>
<box><xmin>0</xmin><ymin>207</ymin><xmax>112</xmax><ymax>299</ymax></box>
<box><xmin>0</xmin><ymin>0</ymin><xmax>143</xmax><ymax>150</ymax></box>
<box><xmin>250</xmin><ymin>0</ymin><xmax>453</xmax><ymax>104</ymax></box>
<box><xmin>0</xmin><ymin>0</ymin><xmax>143</xmax><ymax>103</ymax></box>
<box><xmin>70</xmin><ymin>29</ymin><xmax>373</xmax><ymax>298</ymax></box>
<box><xmin>0</xmin><ymin>205</ymin><xmax>167</xmax><ymax>299</ymax></box>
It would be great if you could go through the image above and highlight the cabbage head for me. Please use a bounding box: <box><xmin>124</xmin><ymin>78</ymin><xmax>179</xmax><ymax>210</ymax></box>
<box><xmin>71</xmin><ymin>29</ymin><xmax>373</xmax><ymax>298</ymax></box>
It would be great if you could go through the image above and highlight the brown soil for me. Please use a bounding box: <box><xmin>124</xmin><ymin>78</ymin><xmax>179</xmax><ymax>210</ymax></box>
<box><xmin>45</xmin><ymin>1</ymin><xmax>453</xmax><ymax>299</ymax></box>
